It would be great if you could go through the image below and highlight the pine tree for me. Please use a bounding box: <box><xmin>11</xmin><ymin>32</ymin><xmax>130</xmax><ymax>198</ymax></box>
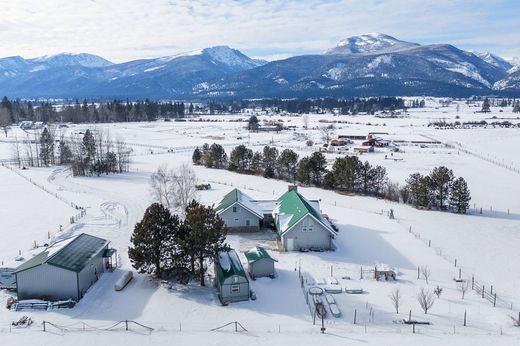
<box><xmin>59</xmin><ymin>140</ymin><xmax>73</xmax><ymax>165</ymax></box>
<box><xmin>39</xmin><ymin>127</ymin><xmax>55</xmax><ymax>166</ymax></box>
<box><xmin>128</xmin><ymin>203</ymin><xmax>181</xmax><ymax>278</ymax></box>
<box><xmin>209</xmin><ymin>143</ymin><xmax>227</xmax><ymax>169</ymax></box>
<box><xmin>82</xmin><ymin>129</ymin><xmax>96</xmax><ymax>170</ymax></box>
<box><xmin>429</xmin><ymin>166</ymin><xmax>454</xmax><ymax>210</ymax></box>
<box><xmin>406</xmin><ymin>173</ymin><xmax>431</xmax><ymax>208</ymax></box>
<box><xmin>192</xmin><ymin>147</ymin><xmax>202</xmax><ymax>165</ymax></box>
<box><xmin>481</xmin><ymin>98</ymin><xmax>491</xmax><ymax>113</ymax></box>
<box><xmin>276</xmin><ymin>149</ymin><xmax>299</xmax><ymax>182</ymax></box>
<box><xmin>183</xmin><ymin>201</ymin><xmax>228</xmax><ymax>286</ymax></box>
<box><xmin>513</xmin><ymin>101</ymin><xmax>520</xmax><ymax>113</ymax></box>
<box><xmin>449</xmin><ymin>177</ymin><xmax>471</xmax><ymax>213</ymax></box>
<box><xmin>262</xmin><ymin>146</ymin><xmax>279</xmax><ymax>178</ymax></box>
<box><xmin>247</xmin><ymin>115</ymin><xmax>259</xmax><ymax>131</ymax></box>
<box><xmin>296</xmin><ymin>157</ymin><xmax>312</xmax><ymax>185</ymax></box>
<box><xmin>250</xmin><ymin>151</ymin><xmax>263</xmax><ymax>175</ymax></box>
<box><xmin>229</xmin><ymin>145</ymin><xmax>253</xmax><ymax>172</ymax></box>
<box><xmin>308</xmin><ymin>151</ymin><xmax>327</xmax><ymax>186</ymax></box>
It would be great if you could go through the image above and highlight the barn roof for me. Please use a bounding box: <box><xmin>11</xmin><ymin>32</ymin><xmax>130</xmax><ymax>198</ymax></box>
<box><xmin>244</xmin><ymin>246</ymin><xmax>277</xmax><ymax>264</ymax></box>
<box><xmin>15</xmin><ymin>233</ymin><xmax>109</xmax><ymax>274</ymax></box>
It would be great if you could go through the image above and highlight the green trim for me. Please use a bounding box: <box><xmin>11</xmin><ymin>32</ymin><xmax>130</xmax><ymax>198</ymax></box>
<box><xmin>244</xmin><ymin>246</ymin><xmax>277</xmax><ymax>264</ymax></box>
<box><xmin>215</xmin><ymin>189</ymin><xmax>239</xmax><ymax>213</ymax></box>
<box><xmin>215</xmin><ymin>250</ymin><xmax>248</xmax><ymax>286</ymax></box>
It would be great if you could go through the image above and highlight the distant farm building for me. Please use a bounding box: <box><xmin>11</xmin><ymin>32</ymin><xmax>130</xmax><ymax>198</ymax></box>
<box><xmin>214</xmin><ymin>249</ymin><xmax>250</xmax><ymax>304</ymax></box>
<box><xmin>353</xmin><ymin>146</ymin><xmax>375</xmax><ymax>153</ymax></box>
<box><xmin>338</xmin><ymin>134</ymin><xmax>366</xmax><ymax>140</ymax></box>
<box><xmin>214</xmin><ymin>187</ymin><xmax>336</xmax><ymax>251</ymax></box>
<box><xmin>14</xmin><ymin>234</ymin><xmax>116</xmax><ymax>301</ymax></box>
<box><xmin>244</xmin><ymin>246</ymin><xmax>277</xmax><ymax>279</ymax></box>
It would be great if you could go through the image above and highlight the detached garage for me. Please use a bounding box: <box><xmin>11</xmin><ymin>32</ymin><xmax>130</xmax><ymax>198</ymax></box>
<box><xmin>244</xmin><ymin>246</ymin><xmax>277</xmax><ymax>279</ymax></box>
<box><xmin>15</xmin><ymin>233</ymin><xmax>114</xmax><ymax>301</ymax></box>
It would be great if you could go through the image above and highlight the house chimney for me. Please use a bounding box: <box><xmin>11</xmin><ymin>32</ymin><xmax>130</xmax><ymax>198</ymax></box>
<box><xmin>288</xmin><ymin>184</ymin><xmax>298</xmax><ymax>192</ymax></box>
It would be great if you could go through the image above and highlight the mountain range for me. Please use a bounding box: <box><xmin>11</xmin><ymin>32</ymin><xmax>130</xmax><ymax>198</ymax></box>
<box><xmin>1</xmin><ymin>33</ymin><xmax>519</xmax><ymax>99</ymax></box>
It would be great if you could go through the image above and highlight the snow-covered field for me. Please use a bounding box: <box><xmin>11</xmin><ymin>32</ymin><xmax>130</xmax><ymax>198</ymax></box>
<box><xmin>1</xmin><ymin>99</ymin><xmax>520</xmax><ymax>345</ymax></box>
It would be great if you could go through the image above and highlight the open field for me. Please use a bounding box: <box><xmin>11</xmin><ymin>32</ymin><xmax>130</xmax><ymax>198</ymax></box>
<box><xmin>1</xmin><ymin>99</ymin><xmax>520</xmax><ymax>345</ymax></box>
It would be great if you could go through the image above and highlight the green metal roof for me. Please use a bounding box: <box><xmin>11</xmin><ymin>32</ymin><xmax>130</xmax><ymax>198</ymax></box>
<box><xmin>215</xmin><ymin>249</ymin><xmax>247</xmax><ymax>285</ymax></box>
<box><xmin>215</xmin><ymin>188</ymin><xmax>239</xmax><ymax>213</ymax></box>
<box><xmin>15</xmin><ymin>234</ymin><xmax>108</xmax><ymax>274</ymax></box>
<box><xmin>244</xmin><ymin>246</ymin><xmax>277</xmax><ymax>264</ymax></box>
<box><xmin>274</xmin><ymin>190</ymin><xmax>333</xmax><ymax>235</ymax></box>
<box><xmin>14</xmin><ymin>251</ymin><xmax>50</xmax><ymax>273</ymax></box>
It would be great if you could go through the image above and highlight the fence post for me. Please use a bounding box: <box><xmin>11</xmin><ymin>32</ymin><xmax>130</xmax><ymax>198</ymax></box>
<box><xmin>354</xmin><ymin>309</ymin><xmax>357</xmax><ymax>324</ymax></box>
<box><xmin>417</xmin><ymin>266</ymin><xmax>420</xmax><ymax>279</ymax></box>
<box><xmin>125</xmin><ymin>320</ymin><xmax>128</xmax><ymax>331</ymax></box>
<box><xmin>494</xmin><ymin>294</ymin><xmax>497</xmax><ymax>307</ymax></box>
<box><xmin>235</xmin><ymin>321</ymin><xmax>237</xmax><ymax>332</ymax></box>
<box><xmin>43</xmin><ymin>320</ymin><xmax>46</xmax><ymax>332</ymax></box>
<box><xmin>463</xmin><ymin>311</ymin><xmax>467</xmax><ymax>326</ymax></box>
<box><xmin>454</xmin><ymin>259</ymin><xmax>457</xmax><ymax>267</ymax></box>
<box><xmin>490</xmin><ymin>285</ymin><xmax>493</xmax><ymax>295</ymax></box>
<box><xmin>472</xmin><ymin>276</ymin><xmax>474</xmax><ymax>290</ymax></box>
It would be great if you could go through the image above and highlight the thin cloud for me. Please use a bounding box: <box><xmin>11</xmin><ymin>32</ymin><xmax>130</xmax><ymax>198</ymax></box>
<box><xmin>0</xmin><ymin>0</ymin><xmax>518</xmax><ymax>61</ymax></box>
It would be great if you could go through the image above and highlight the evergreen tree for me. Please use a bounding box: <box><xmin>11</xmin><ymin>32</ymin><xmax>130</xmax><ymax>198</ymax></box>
<box><xmin>247</xmin><ymin>115</ymin><xmax>259</xmax><ymax>131</ymax></box>
<box><xmin>296</xmin><ymin>157</ymin><xmax>312</xmax><ymax>185</ymax></box>
<box><xmin>429</xmin><ymin>166</ymin><xmax>454</xmax><ymax>210</ymax></box>
<box><xmin>449</xmin><ymin>177</ymin><xmax>471</xmax><ymax>213</ymax></box>
<box><xmin>59</xmin><ymin>140</ymin><xmax>73</xmax><ymax>165</ymax></box>
<box><xmin>262</xmin><ymin>146</ymin><xmax>279</xmax><ymax>178</ymax></box>
<box><xmin>481</xmin><ymin>98</ymin><xmax>491</xmax><ymax>113</ymax></box>
<box><xmin>229</xmin><ymin>145</ymin><xmax>253</xmax><ymax>172</ymax></box>
<box><xmin>332</xmin><ymin>156</ymin><xmax>360</xmax><ymax>192</ymax></box>
<box><xmin>128</xmin><ymin>203</ymin><xmax>181</xmax><ymax>278</ymax></box>
<box><xmin>192</xmin><ymin>147</ymin><xmax>202</xmax><ymax>165</ymax></box>
<box><xmin>406</xmin><ymin>173</ymin><xmax>431</xmax><ymax>208</ymax></box>
<box><xmin>276</xmin><ymin>149</ymin><xmax>299</xmax><ymax>182</ymax></box>
<box><xmin>82</xmin><ymin>129</ymin><xmax>96</xmax><ymax>169</ymax></box>
<box><xmin>183</xmin><ymin>201</ymin><xmax>228</xmax><ymax>286</ymax></box>
<box><xmin>209</xmin><ymin>143</ymin><xmax>227</xmax><ymax>169</ymax></box>
<box><xmin>513</xmin><ymin>101</ymin><xmax>520</xmax><ymax>113</ymax></box>
<box><xmin>308</xmin><ymin>151</ymin><xmax>327</xmax><ymax>186</ymax></box>
<box><xmin>250</xmin><ymin>151</ymin><xmax>263</xmax><ymax>175</ymax></box>
<box><xmin>39</xmin><ymin>127</ymin><xmax>55</xmax><ymax>166</ymax></box>
<box><xmin>371</xmin><ymin>165</ymin><xmax>388</xmax><ymax>197</ymax></box>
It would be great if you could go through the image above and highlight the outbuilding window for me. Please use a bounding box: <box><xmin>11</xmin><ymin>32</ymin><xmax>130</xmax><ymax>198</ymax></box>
<box><xmin>233</xmin><ymin>206</ymin><xmax>237</xmax><ymax>213</ymax></box>
<box><xmin>246</xmin><ymin>219</ymin><xmax>250</xmax><ymax>226</ymax></box>
<box><xmin>231</xmin><ymin>284</ymin><xmax>240</xmax><ymax>293</ymax></box>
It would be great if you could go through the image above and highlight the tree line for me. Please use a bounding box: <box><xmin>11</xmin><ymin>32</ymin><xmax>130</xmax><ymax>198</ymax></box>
<box><xmin>12</xmin><ymin>127</ymin><xmax>131</xmax><ymax>177</ymax></box>
<box><xmin>192</xmin><ymin>144</ymin><xmax>471</xmax><ymax>214</ymax></box>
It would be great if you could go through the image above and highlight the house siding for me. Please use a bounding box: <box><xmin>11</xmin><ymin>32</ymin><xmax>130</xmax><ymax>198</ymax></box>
<box><xmin>77</xmin><ymin>247</ymin><xmax>107</xmax><ymax>299</ymax></box>
<box><xmin>16</xmin><ymin>264</ymin><xmax>78</xmax><ymax>301</ymax></box>
<box><xmin>282</xmin><ymin>215</ymin><xmax>332</xmax><ymax>251</ymax></box>
<box><xmin>248</xmin><ymin>258</ymin><xmax>275</xmax><ymax>278</ymax></box>
<box><xmin>219</xmin><ymin>204</ymin><xmax>261</xmax><ymax>231</ymax></box>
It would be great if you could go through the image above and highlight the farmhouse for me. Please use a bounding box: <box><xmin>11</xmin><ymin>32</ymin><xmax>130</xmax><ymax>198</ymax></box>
<box><xmin>214</xmin><ymin>249</ymin><xmax>250</xmax><ymax>304</ymax></box>
<box><xmin>14</xmin><ymin>233</ymin><xmax>116</xmax><ymax>301</ymax></box>
<box><xmin>214</xmin><ymin>187</ymin><xmax>336</xmax><ymax>251</ymax></box>
<box><xmin>215</xmin><ymin>188</ymin><xmax>264</xmax><ymax>232</ymax></box>
<box><xmin>244</xmin><ymin>246</ymin><xmax>277</xmax><ymax>279</ymax></box>
<box><xmin>274</xmin><ymin>189</ymin><xmax>336</xmax><ymax>251</ymax></box>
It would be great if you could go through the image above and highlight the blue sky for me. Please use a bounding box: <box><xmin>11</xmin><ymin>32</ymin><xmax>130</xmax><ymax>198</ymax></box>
<box><xmin>1</xmin><ymin>0</ymin><xmax>519</xmax><ymax>62</ymax></box>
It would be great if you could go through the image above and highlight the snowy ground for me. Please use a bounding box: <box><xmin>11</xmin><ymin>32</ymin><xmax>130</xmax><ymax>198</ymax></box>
<box><xmin>1</xmin><ymin>99</ymin><xmax>520</xmax><ymax>345</ymax></box>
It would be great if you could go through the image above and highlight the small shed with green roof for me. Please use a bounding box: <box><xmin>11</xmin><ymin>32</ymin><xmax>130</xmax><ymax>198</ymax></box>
<box><xmin>214</xmin><ymin>249</ymin><xmax>250</xmax><ymax>304</ymax></box>
<box><xmin>273</xmin><ymin>189</ymin><xmax>336</xmax><ymax>251</ymax></box>
<box><xmin>244</xmin><ymin>246</ymin><xmax>277</xmax><ymax>279</ymax></box>
<box><xmin>14</xmin><ymin>233</ymin><xmax>113</xmax><ymax>301</ymax></box>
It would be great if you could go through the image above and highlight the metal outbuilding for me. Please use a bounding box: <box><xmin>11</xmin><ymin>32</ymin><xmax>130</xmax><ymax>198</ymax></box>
<box><xmin>244</xmin><ymin>246</ymin><xmax>277</xmax><ymax>279</ymax></box>
<box><xmin>14</xmin><ymin>233</ymin><xmax>116</xmax><ymax>301</ymax></box>
<box><xmin>214</xmin><ymin>249</ymin><xmax>250</xmax><ymax>304</ymax></box>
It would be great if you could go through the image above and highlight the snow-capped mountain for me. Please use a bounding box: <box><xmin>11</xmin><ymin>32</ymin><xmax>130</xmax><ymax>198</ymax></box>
<box><xmin>473</xmin><ymin>52</ymin><xmax>512</xmax><ymax>72</ymax></box>
<box><xmin>28</xmin><ymin>53</ymin><xmax>113</xmax><ymax>68</ymax></box>
<box><xmin>0</xmin><ymin>35</ymin><xmax>519</xmax><ymax>99</ymax></box>
<box><xmin>325</xmin><ymin>33</ymin><xmax>419</xmax><ymax>55</ymax></box>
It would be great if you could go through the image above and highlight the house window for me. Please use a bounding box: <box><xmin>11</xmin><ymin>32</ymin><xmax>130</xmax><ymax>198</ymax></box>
<box><xmin>231</xmin><ymin>284</ymin><xmax>240</xmax><ymax>293</ymax></box>
<box><xmin>246</xmin><ymin>219</ymin><xmax>250</xmax><ymax>226</ymax></box>
<box><xmin>302</xmin><ymin>220</ymin><xmax>313</xmax><ymax>232</ymax></box>
<box><xmin>233</xmin><ymin>206</ymin><xmax>237</xmax><ymax>213</ymax></box>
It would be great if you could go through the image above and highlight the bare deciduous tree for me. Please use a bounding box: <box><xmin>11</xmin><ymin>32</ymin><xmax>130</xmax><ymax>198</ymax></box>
<box><xmin>150</xmin><ymin>164</ymin><xmax>175</xmax><ymax>209</ymax></box>
<box><xmin>389</xmin><ymin>286</ymin><xmax>402</xmax><ymax>314</ymax></box>
<box><xmin>417</xmin><ymin>287</ymin><xmax>435</xmax><ymax>314</ymax></box>
<box><xmin>420</xmin><ymin>265</ymin><xmax>431</xmax><ymax>285</ymax></box>
<box><xmin>149</xmin><ymin>163</ymin><xmax>198</xmax><ymax>215</ymax></box>
<box><xmin>320</xmin><ymin>124</ymin><xmax>335</xmax><ymax>145</ymax></box>
<box><xmin>0</xmin><ymin>107</ymin><xmax>10</xmax><ymax>137</ymax></box>
<box><xmin>11</xmin><ymin>135</ymin><xmax>22</xmax><ymax>168</ymax></box>
<box><xmin>457</xmin><ymin>280</ymin><xmax>470</xmax><ymax>300</ymax></box>
<box><xmin>171</xmin><ymin>163</ymin><xmax>198</xmax><ymax>215</ymax></box>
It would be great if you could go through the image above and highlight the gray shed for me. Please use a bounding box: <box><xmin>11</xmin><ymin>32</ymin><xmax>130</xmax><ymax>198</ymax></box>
<box><xmin>214</xmin><ymin>250</ymin><xmax>249</xmax><ymax>304</ymax></box>
<box><xmin>244</xmin><ymin>246</ymin><xmax>277</xmax><ymax>279</ymax></box>
<box><xmin>14</xmin><ymin>233</ymin><xmax>114</xmax><ymax>301</ymax></box>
